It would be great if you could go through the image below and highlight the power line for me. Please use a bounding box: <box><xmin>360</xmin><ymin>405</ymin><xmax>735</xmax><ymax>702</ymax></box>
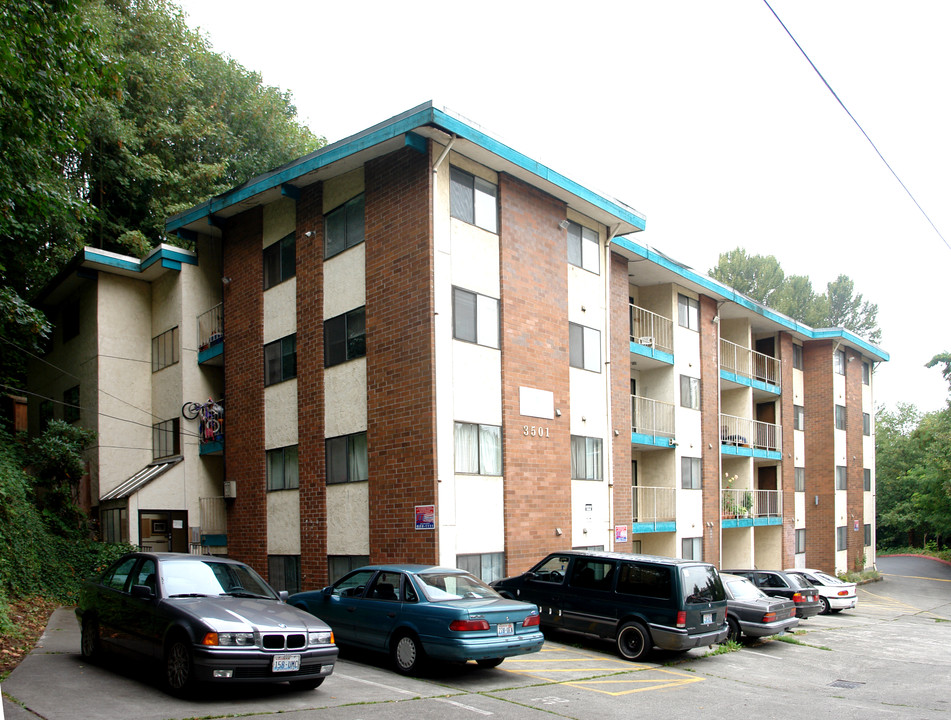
<box><xmin>763</xmin><ymin>0</ymin><xmax>950</xmax><ymax>252</ymax></box>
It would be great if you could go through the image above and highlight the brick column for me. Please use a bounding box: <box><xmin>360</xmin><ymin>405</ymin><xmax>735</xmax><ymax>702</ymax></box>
<box><xmin>610</xmin><ymin>250</ymin><xmax>632</xmax><ymax>552</ymax></box>
<box><xmin>845</xmin><ymin>347</ymin><xmax>865</xmax><ymax>572</ymax></box>
<box><xmin>699</xmin><ymin>295</ymin><xmax>721</xmax><ymax>564</ymax></box>
<box><xmin>778</xmin><ymin>332</ymin><xmax>796</xmax><ymax>568</ymax></box>
<box><xmin>803</xmin><ymin>340</ymin><xmax>835</xmax><ymax>572</ymax></box>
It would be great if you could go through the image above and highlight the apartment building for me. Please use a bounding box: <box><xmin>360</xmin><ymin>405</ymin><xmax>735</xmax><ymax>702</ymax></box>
<box><xmin>30</xmin><ymin>102</ymin><xmax>886</xmax><ymax>592</ymax></box>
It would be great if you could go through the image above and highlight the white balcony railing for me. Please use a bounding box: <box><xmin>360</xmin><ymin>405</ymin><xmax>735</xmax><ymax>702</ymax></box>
<box><xmin>632</xmin><ymin>486</ymin><xmax>676</xmax><ymax>524</ymax></box>
<box><xmin>721</xmin><ymin>488</ymin><xmax>782</xmax><ymax>519</ymax></box>
<box><xmin>632</xmin><ymin>395</ymin><xmax>676</xmax><ymax>438</ymax></box>
<box><xmin>720</xmin><ymin>338</ymin><xmax>780</xmax><ymax>387</ymax></box>
<box><xmin>198</xmin><ymin>303</ymin><xmax>223</xmax><ymax>353</ymax></box>
<box><xmin>630</xmin><ymin>304</ymin><xmax>673</xmax><ymax>355</ymax></box>
<box><xmin>720</xmin><ymin>413</ymin><xmax>782</xmax><ymax>452</ymax></box>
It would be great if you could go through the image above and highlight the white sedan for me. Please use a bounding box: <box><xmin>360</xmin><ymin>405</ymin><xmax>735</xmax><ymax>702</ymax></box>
<box><xmin>785</xmin><ymin>568</ymin><xmax>857</xmax><ymax>614</ymax></box>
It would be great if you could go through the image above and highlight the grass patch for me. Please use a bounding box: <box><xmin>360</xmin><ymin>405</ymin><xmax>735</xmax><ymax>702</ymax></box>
<box><xmin>775</xmin><ymin>635</ymin><xmax>831</xmax><ymax>651</ymax></box>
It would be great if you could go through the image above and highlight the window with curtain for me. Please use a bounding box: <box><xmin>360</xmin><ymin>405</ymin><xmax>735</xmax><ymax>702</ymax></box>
<box><xmin>326</xmin><ymin>432</ymin><xmax>369</xmax><ymax>484</ymax></box>
<box><xmin>571</xmin><ymin>435</ymin><xmax>602</xmax><ymax>480</ymax></box>
<box><xmin>325</xmin><ymin>307</ymin><xmax>366</xmax><ymax>367</ymax></box>
<box><xmin>453</xmin><ymin>287</ymin><xmax>499</xmax><ymax>348</ymax></box>
<box><xmin>566</xmin><ymin>220</ymin><xmax>599</xmax><ymax>274</ymax></box>
<box><xmin>325</xmin><ymin>193</ymin><xmax>365</xmax><ymax>259</ymax></box>
<box><xmin>454</xmin><ymin>422</ymin><xmax>501</xmax><ymax>475</ymax></box>
<box><xmin>267</xmin><ymin>445</ymin><xmax>299</xmax><ymax>490</ymax></box>
<box><xmin>677</xmin><ymin>294</ymin><xmax>699</xmax><ymax>330</ymax></box>
<box><xmin>264</xmin><ymin>334</ymin><xmax>296</xmax><ymax>386</ymax></box>
<box><xmin>450</xmin><ymin>166</ymin><xmax>498</xmax><ymax>233</ymax></box>
<box><xmin>569</xmin><ymin>322</ymin><xmax>601</xmax><ymax>372</ymax></box>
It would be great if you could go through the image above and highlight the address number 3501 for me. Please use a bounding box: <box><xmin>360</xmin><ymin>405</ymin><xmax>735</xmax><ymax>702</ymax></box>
<box><xmin>522</xmin><ymin>425</ymin><xmax>550</xmax><ymax>438</ymax></box>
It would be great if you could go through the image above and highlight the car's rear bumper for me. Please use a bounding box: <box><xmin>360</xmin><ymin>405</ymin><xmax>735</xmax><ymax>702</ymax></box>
<box><xmin>828</xmin><ymin>595</ymin><xmax>857</xmax><ymax>610</ymax></box>
<box><xmin>191</xmin><ymin>645</ymin><xmax>338</xmax><ymax>684</ymax></box>
<box><xmin>420</xmin><ymin>630</ymin><xmax>545</xmax><ymax>662</ymax></box>
<box><xmin>739</xmin><ymin>615</ymin><xmax>799</xmax><ymax>638</ymax></box>
<box><xmin>650</xmin><ymin>624</ymin><xmax>729</xmax><ymax>650</ymax></box>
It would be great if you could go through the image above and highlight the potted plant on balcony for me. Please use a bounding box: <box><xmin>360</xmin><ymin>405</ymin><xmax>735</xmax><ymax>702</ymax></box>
<box><xmin>740</xmin><ymin>491</ymin><xmax>753</xmax><ymax>518</ymax></box>
<box><xmin>722</xmin><ymin>474</ymin><xmax>738</xmax><ymax>518</ymax></box>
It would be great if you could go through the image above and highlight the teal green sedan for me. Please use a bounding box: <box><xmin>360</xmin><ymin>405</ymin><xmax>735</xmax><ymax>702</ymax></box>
<box><xmin>289</xmin><ymin>565</ymin><xmax>544</xmax><ymax>675</ymax></box>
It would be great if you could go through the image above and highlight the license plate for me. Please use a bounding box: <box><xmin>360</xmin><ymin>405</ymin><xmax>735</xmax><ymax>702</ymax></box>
<box><xmin>702</xmin><ymin>613</ymin><xmax>713</xmax><ymax>624</ymax></box>
<box><xmin>497</xmin><ymin>623</ymin><xmax>514</xmax><ymax>636</ymax></box>
<box><xmin>272</xmin><ymin>654</ymin><xmax>301</xmax><ymax>672</ymax></box>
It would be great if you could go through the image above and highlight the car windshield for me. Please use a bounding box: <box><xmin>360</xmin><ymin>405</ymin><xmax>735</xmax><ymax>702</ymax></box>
<box><xmin>813</xmin><ymin>571</ymin><xmax>843</xmax><ymax>585</ymax></box>
<box><xmin>160</xmin><ymin>560</ymin><xmax>276</xmax><ymax>599</ymax></box>
<box><xmin>415</xmin><ymin>571</ymin><xmax>501</xmax><ymax>602</ymax></box>
<box><xmin>726</xmin><ymin>578</ymin><xmax>766</xmax><ymax>600</ymax></box>
<box><xmin>681</xmin><ymin>565</ymin><xmax>725</xmax><ymax>603</ymax></box>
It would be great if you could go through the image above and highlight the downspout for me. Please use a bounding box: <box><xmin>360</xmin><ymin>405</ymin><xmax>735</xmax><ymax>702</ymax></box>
<box><xmin>605</xmin><ymin>224</ymin><xmax>621</xmax><ymax>550</ymax></box>
<box><xmin>432</xmin><ymin>135</ymin><xmax>456</xmax><ymax>173</ymax></box>
<box><xmin>715</xmin><ymin>302</ymin><xmax>724</xmax><ymax>568</ymax></box>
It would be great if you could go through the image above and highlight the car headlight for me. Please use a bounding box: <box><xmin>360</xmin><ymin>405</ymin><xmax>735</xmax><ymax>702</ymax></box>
<box><xmin>308</xmin><ymin>630</ymin><xmax>334</xmax><ymax>646</ymax></box>
<box><xmin>203</xmin><ymin>632</ymin><xmax>256</xmax><ymax>647</ymax></box>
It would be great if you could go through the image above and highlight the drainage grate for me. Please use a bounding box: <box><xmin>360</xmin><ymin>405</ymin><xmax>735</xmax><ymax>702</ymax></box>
<box><xmin>829</xmin><ymin>680</ymin><xmax>865</xmax><ymax>690</ymax></box>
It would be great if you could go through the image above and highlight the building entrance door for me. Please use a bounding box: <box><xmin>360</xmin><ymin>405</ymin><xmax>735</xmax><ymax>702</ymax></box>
<box><xmin>139</xmin><ymin>510</ymin><xmax>188</xmax><ymax>552</ymax></box>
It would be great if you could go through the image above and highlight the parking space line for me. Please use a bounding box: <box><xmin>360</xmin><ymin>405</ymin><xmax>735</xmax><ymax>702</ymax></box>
<box><xmin>334</xmin><ymin>672</ymin><xmax>419</xmax><ymax>695</ymax></box>
<box><xmin>564</xmin><ymin>668</ymin><xmax>704</xmax><ymax>696</ymax></box>
<box><xmin>435</xmin><ymin>698</ymin><xmax>493</xmax><ymax>715</ymax></box>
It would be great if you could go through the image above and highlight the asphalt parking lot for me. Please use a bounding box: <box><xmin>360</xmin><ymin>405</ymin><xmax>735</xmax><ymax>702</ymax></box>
<box><xmin>3</xmin><ymin>555</ymin><xmax>949</xmax><ymax>720</ymax></box>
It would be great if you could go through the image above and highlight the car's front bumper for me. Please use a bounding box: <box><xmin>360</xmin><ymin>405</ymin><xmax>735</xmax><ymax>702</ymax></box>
<box><xmin>650</xmin><ymin>624</ymin><xmax>729</xmax><ymax>651</ymax></box>
<box><xmin>190</xmin><ymin>644</ymin><xmax>339</xmax><ymax>684</ymax></box>
<box><xmin>420</xmin><ymin>630</ymin><xmax>545</xmax><ymax>663</ymax></box>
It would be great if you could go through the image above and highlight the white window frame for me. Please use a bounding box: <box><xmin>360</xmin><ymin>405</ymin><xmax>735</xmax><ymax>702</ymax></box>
<box><xmin>681</xmin><ymin>537</ymin><xmax>702</xmax><ymax>560</ymax></box>
<box><xmin>681</xmin><ymin>457</ymin><xmax>701</xmax><ymax>489</ymax></box>
<box><xmin>571</xmin><ymin>435</ymin><xmax>603</xmax><ymax>481</ymax></box>
<box><xmin>569</xmin><ymin>322</ymin><xmax>601</xmax><ymax>372</ymax></box>
<box><xmin>450</xmin><ymin>166</ymin><xmax>498</xmax><ymax>233</ymax></box>
<box><xmin>452</xmin><ymin>287</ymin><xmax>499</xmax><ymax>349</ymax></box>
<box><xmin>566</xmin><ymin>220</ymin><xmax>600</xmax><ymax>274</ymax></box>
<box><xmin>677</xmin><ymin>294</ymin><xmax>699</xmax><ymax>331</ymax></box>
<box><xmin>680</xmin><ymin>375</ymin><xmax>700</xmax><ymax>410</ymax></box>
<box><xmin>454</xmin><ymin>422</ymin><xmax>502</xmax><ymax>476</ymax></box>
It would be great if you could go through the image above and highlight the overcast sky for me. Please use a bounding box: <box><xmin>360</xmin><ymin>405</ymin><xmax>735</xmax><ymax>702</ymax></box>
<box><xmin>176</xmin><ymin>0</ymin><xmax>951</xmax><ymax>414</ymax></box>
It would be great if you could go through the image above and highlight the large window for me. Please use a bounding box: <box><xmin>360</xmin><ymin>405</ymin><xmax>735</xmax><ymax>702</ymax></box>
<box><xmin>569</xmin><ymin>322</ymin><xmax>601</xmax><ymax>372</ymax></box>
<box><xmin>264</xmin><ymin>232</ymin><xmax>296</xmax><ymax>289</ymax></box>
<box><xmin>571</xmin><ymin>435</ymin><xmax>602</xmax><ymax>481</ymax></box>
<box><xmin>268</xmin><ymin>555</ymin><xmax>300</xmax><ymax>595</ymax></box>
<box><xmin>152</xmin><ymin>327</ymin><xmax>179</xmax><ymax>372</ymax></box>
<box><xmin>453</xmin><ymin>287</ymin><xmax>499</xmax><ymax>348</ymax></box>
<box><xmin>266</xmin><ymin>445</ymin><xmax>299</xmax><ymax>491</ymax></box>
<box><xmin>795</xmin><ymin>528</ymin><xmax>806</xmax><ymax>554</ymax></box>
<box><xmin>793</xmin><ymin>404</ymin><xmax>805</xmax><ymax>431</ymax></box>
<box><xmin>325</xmin><ymin>193</ymin><xmax>365</xmax><ymax>259</ymax></box>
<box><xmin>792</xmin><ymin>344</ymin><xmax>803</xmax><ymax>370</ymax></box>
<box><xmin>100</xmin><ymin>507</ymin><xmax>128</xmax><ymax>544</ymax></box>
<box><xmin>834</xmin><ymin>349</ymin><xmax>846</xmax><ymax>375</ymax></box>
<box><xmin>152</xmin><ymin>418</ymin><xmax>180</xmax><ymax>460</ymax></box>
<box><xmin>835</xmin><ymin>404</ymin><xmax>846</xmax><ymax>430</ymax></box>
<box><xmin>264</xmin><ymin>334</ymin><xmax>296</xmax><ymax>386</ymax></box>
<box><xmin>836</xmin><ymin>525</ymin><xmax>847</xmax><ymax>551</ymax></box>
<box><xmin>450</xmin><ymin>166</ymin><xmax>497</xmax><ymax>233</ymax></box>
<box><xmin>454</xmin><ymin>422</ymin><xmax>501</xmax><ymax>475</ymax></box>
<box><xmin>835</xmin><ymin>465</ymin><xmax>847</xmax><ymax>490</ymax></box>
<box><xmin>680</xmin><ymin>375</ymin><xmax>700</xmax><ymax>410</ymax></box>
<box><xmin>328</xmin><ymin>555</ymin><xmax>370</xmax><ymax>584</ymax></box>
<box><xmin>326</xmin><ymin>432</ymin><xmax>369</xmax><ymax>484</ymax></box>
<box><xmin>456</xmin><ymin>552</ymin><xmax>505</xmax><ymax>584</ymax></box>
<box><xmin>681</xmin><ymin>457</ymin><xmax>701</xmax><ymax>489</ymax></box>
<box><xmin>677</xmin><ymin>294</ymin><xmax>699</xmax><ymax>331</ymax></box>
<box><xmin>795</xmin><ymin>467</ymin><xmax>805</xmax><ymax>492</ymax></box>
<box><xmin>63</xmin><ymin>385</ymin><xmax>80</xmax><ymax>423</ymax></box>
<box><xmin>682</xmin><ymin>537</ymin><xmax>702</xmax><ymax>561</ymax></box>
<box><xmin>325</xmin><ymin>307</ymin><xmax>366</xmax><ymax>367</ymax></box>
<box><xmin>566</xmin><ymin>221</ymin><xmax>599</xmax><ymax>274</ymax></box>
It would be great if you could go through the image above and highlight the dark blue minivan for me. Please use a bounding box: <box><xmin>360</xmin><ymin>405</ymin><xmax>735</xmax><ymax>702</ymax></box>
<box><xmin>491</xmin><ymin>551</ymin><xmax>728</xmax><ymax>661</ymax></box>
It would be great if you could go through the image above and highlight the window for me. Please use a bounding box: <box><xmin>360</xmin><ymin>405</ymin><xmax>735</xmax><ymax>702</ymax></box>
<box><xmin>863</xmin><ymin>413</ymin><xmax>871</xmax><ymax>436</ymax></box>
<box><xmin>569</xmin><ymin>322</ymin><xmax>601</xmax><ymax>372</ymax></box>
<box><xmin>152</xmin><ymin>418</ymin><xmax>180</xmax><ymax>460</ymax></box>
<box><xmin>835</xmin><ymin>404</ymin><xmax>846</xmax><ymax>430</ymax></box>
<box><xmin>864</xmin><ymin>468</ymin><xmax>871</xmax><ymax>491</ymax></box>
<box><xmin>325</xmin><ymin>307</ymin><xmax>366</xmax><ymax>367</ymax></box>
<box><xmin>630</xmin><ymin>540</ymin><xmax>642</xmax><ymax>554</ymax></box>
<box><xmin>62</xmin><ymin>302</ymin><xmax>79</xmax><ymax>342</ymax></box>
<box><xmin>681</xmin><ymin>457</ymin><xmax>701</xmax><ymax>489</ymax></box>
<box><xmin>151</xmin><ymin>326</ymin><xmax>179</xmax><ymax>372</ymax></box>
<box><xmin>571</xmin><ymin>435</ymin><xmax>603</xmax><ymax>480</ymax></box>
<box><xmin>864</xmin><ymin>523</ymin><xmax>872</xmax><ymax>546</ymax></box>
<box><xmin>677</xmin><ymin>294</ymin><xmax>699</xmax><ymax>331</ymax></box>
<box><xmin>792</xmin><ymin>344</ymin><xmax>803</xmax><ymax>370</ymax></box>
<box><xmin>264</xmin><ymin>334</ymin><xmax>296</xmax><ymax>386</ymax></box>
<box><xmin>795</xmin><ymin>528</ymin><xmax>806</xmax><ymax>554</ymax></box>
<box><xmin>680</xmin><ymin>375</ymin><xmax>700</xmax><ymax>410</ymax></box>
<box><xmin>834</xmin><ymin>349</ymin><xmax>846</xmax><ymax>375</ymax></box>
<box><xmin>100</xmin><ymin>507</ymin><xmax>128</xmax><ymax>544</ymax></box>
<box><xmin>268</xmin><ymin>555</ymin><xmax>301</xmax><ymax>595</ymax></box>
<box><xmin>328</xmin><ymin>555</ymin><xmax>369</xmax><ymax>584</ymax></box>
<box><xmin>682</xmin><ymin>537</ymin><xmax>702</xmax><ymax>561</ymax></box>
<box><xmin>566</xmin><ymin>220</ymin><xmax>599</xmax><ymax>274</ymax></box>
<box><xmin>836</xmin><ymin>525</ymin><xmax>847</xmax><ymax>551</ymax></box>
<box><xmin>616</xmin><ymin>562</ymin><xmax>672</xmax><ymax>599</ymax></box>
<box><xmin>795</xmin><ymin>467</ymin><xmax>805</xmax><ymax>492</ymax></box>
<box><xmin>325</xmin><ymin>193</ymin><xmax>365</xmax><ymax>258</ymax></box>
<box><xmin>63</xmin><ymin>385</ymin><xmax>80</xmax><ymax>423</ymax></box>
<box><xmin>793</xmin><ymin>404</ymin><xmax>805</xmax><ymax>431</ymax></box>
<box><xmin>569</xmin><ymin>558</ymin><xmax>616</xmax><ymax>590</ymax></box>
<box><xmin>266</xmin><ymin>445</ymin><xmax>299</xmax><ymax>490</ymax></box>
<box><xmin>450</xmin><ymin>166</ymin><xmax>497</xmax><ymax>233</ymax></box>
<box><xmin>264</xmin><ymin>232</ymin><xmax>296</xmax><ymax>289</ymax></box>
<box><xmin>454</xmin><ymin>422</ymin><xmax>501</xmax><ymax>476</ymax></box>
<box><xmin>326</xmin><ymin>432</ymin><xmax>369</xmax><ymax>484</ymax></box>
<box><xmin>453</xmin><ymin>287</ymin><xmax>499</xmax><ymax>348</ymax></box>
<box><xmin>456</xmin><ymin>552</ymin><xmax>505</xmax><ymax>584</ymax></box>
<box><xmin>836</xmin><ymin>465</ymin><xmax>847</xmax><ymax>490</ymax></box>
<box><xmin>862</xmin><ymin>361</ymin><xmax>870</xmax><ymax>385</ymax></box>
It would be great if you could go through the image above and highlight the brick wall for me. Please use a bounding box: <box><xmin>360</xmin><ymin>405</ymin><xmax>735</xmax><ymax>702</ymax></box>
<box><xmin>611</xmin><ymin>251</ymin><xmax>633</xmax><ymax>552</ymax></box>
<box><xmin>778</xmin><ymin>332</ymin><xmax>796</xmax><ymax>568</ymax></box>
<box><xmin>364</xmin><ymin>145</ymin><xmax>438</xmax><ymax>564</ymax></box>
<box><xmin>699</xmin><ymin>295</ymin><xmax>720</xmax><ymax>563</ymax></box>
<box><xmin>499</xmin><ymin>173</ymin><xmax>571</xmax><ymax>574</ymax></box>
<box><xmin>222</xmin><ymin>206</ymin><xmax>266</xmax><ymax>571</ymax></box>
<box><xmin>802</xmin><ymin>340</ymin><xmax>835</xmax><ymax>573</ymax></box>
<box><xmin>845</xmin><ymin>347</ymin><xmax>865</xmax><ymax>571</ymax></box>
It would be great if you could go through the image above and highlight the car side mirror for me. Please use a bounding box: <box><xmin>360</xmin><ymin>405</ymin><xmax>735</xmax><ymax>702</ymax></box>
<box><xmin>278</xmin><ymin>590</ymin><xmax>289</xmax><ymax>602</ymax></box>
<box><xmin>131</xmin><ymin>584</ymin><xmax>154</xmax><ymax>600</ymax></box>
<box><xmin>322</xmin><ymin>585</ymin><xmax>334</xmax><ymax>596</ymax></box>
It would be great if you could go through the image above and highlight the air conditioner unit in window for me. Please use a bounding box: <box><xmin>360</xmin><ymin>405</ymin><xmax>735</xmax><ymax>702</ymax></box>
<box><xmin>223</xmin><ymin>480</ymin><xmax>236</xmax><ymax>499</ymax></box>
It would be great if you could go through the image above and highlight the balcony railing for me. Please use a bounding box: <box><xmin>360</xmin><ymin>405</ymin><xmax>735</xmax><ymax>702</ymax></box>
<box><xmin>630</xmin><ymin>304</ymin><xmax>673</xmax><ymax>355</ymax></box>
<box><xmin>721</xmin><ymin>488</ymin><xmax>782</xmax><ymax>519</ymax></box>
<box><xmin>198</xmin><ymin>303</ymin><xmax>223</xmax><ymax>354</ymax></box>
<box><xmin>632</xmin><ymin>486</ymin><xmax>676</xmax><ymax>524</ymax></box>
<box><xmin>720</xmin><ymin>338</ymin><xmax>780</xmax><ymax>387</ymax></box>
<box><xmin>632</xmin><ymin>395</ymin><xmax>676</xmax><ymax>438</ymax></box>
<box><xmin>720</xmin><ymin>413</ymin><xmax>781</xmax><ymax>452</ymax></box>
<box><xmin>197</xmin><ymin>496</ymin><xmax>228</xmax><ymax>552</ymax></box>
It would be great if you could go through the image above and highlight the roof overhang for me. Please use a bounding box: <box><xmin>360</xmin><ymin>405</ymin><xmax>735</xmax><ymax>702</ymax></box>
<box><xmin>100</xmin><ymin>456</ymin><xmax>183</xmax><ymax>502</ymax></box>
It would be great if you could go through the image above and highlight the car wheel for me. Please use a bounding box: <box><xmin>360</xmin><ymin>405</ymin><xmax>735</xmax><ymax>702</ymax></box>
<box><xmin>476</xmin><ymin>658</ymin><xmax>504</xmax><ymax>669</ymax></box>
<box><xmin>726</xmin><ymin>616</ymin><xmax>741</xmax><ymax>643</ymax></box>
<box><xmin>616</xmin><ymin>621</ymin><xmax>651</xmax><ymax>661</ymax></box>
<box><xmin>80</xmin><ymin>615</ymin><xmax>102</xmax><ymax>661</ymax></box>
<box><xmin>289</xmin><ymin>677</ymin><xmax>324</xmax><ymax>690</ymax></box>
<box><xmin>819</xmin><ymin>596</ymin><xmax>831</xmax><ymax>615</ymax></box>
<box><xmin>164</xmin><ymin>636</ymin><xmax>195</xmax><ymax>696</ymax></box>
<box><xmin>391</xmin><ymin>632</ymin><xmax>426</xmax><ymax>675</ymax></box>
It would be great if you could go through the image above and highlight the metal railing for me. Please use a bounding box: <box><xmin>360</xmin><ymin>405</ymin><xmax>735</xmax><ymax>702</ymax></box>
<box><xmin>630</xmin><ymin>304</ymin><xmax>673</xmax><ymax>355</ymax></box>
<box><xmin>720</xmin><ymin>413</ymin><xmax>782</xmax><ymax>452</ymax></box>
<box><xmin>721</xmin><ymin>488</ymin><xmax>782</xmax><ymax>519</ymax></box>
<box><xmin>631</xmin><ymin>395</ymin><xmax>676</xmax><ymax>438</ymax></box>
<box><xmin>720</xmin><ymin>338</ymin><xmax>780</xmax><ymax>387</ymax></box>
<box><xmin>632</xmin><ymin>486</ymin><xmax>676</xmax><ymax>524</ymax></box>
<box><xmin>197</xmin><ymin>303</ymin><xmax>223</xmax><ymax>353</ymax></box>
<box><xmin>200</xmin><ymin>496</ymin><xmax>227</xmax><ymax>536</ymax></box>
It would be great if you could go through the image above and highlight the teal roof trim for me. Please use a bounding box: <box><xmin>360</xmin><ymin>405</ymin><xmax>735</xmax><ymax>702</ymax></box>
<box><xmin>83</xmin><ymin>246</ymin><xmax>197</xmax><ymax>274</ymax></box>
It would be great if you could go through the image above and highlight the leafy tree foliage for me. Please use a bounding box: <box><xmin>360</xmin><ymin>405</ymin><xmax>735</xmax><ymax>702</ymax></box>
<box><xmin>25</xmin><ymin>420</ymin><xmax>97</xmax><ymax>534</ymax></box>
<box><xmin>709</xmin><ymin>248</ymin><xmax>881</xmax><ymax>343</ymax></box>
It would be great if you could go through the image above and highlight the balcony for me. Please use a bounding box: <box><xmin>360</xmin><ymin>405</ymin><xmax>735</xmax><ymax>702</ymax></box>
<box><xmin>630</xmin><ymin>304</ymin><xmax>673</xmax><ymax>366</ymax></box>
<box><xmin>720</xmin><ymin>414</ymin><xmax>781</xmax><ymax>458</ymax></box>
<box><xmin>182</xmin><ymin>398</ymin><xmax>224</xmax><ymax>455</ymax></box>
<box><xmin>631</xmin><ymin>395</ymin><xmax>676</xmax><ymax>449</ymax></box>
<box><xmin>720</xmin><ymin>338</ymin><xmax>780</xmax><ymax>393</ymax></box>
<box><xmin>198</xmin><ymin>303</ymin><xmax>223</xmax><ymax>365</ymax></box>
<box><xmin>721</xmin><ymin>487</ymin><xmax>783</xmax><ymax>528</ymax></box>
<box><xmin>196</xmin><ymin>496</ymin><xmax>227</xmax><ymax>552</ymax></box>
<box><xmin>631</xmin><ymin>485</ymin><xmax>676</xmax><ymax>533</ymax></box>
